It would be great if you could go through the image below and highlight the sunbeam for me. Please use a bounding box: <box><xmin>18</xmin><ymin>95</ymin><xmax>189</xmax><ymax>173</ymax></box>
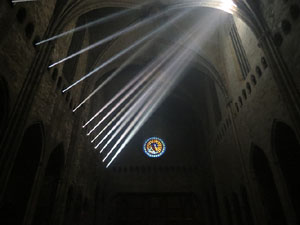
<box><xmin>87</xmin><ymin>40</ymin><xmax>182</xmax><ymax>136</ymax></box>
<box><xmin>49</xmin><ymin>7</ymin><xmax>177</xmax><ymax>69</ymax></box>
<box><xmin>72</xmin><ymin>41</ymin><xmax>153</xmax><ymax>112</ymax></box>
<box><xmin>100</xmin><ymin>25</ymin><xmax>202</xmax><ymax>159</ymax></box>
<box><xmin>35</xmin><ymin>2</ymin><xmax>152</xmax><ymax>45</ymax></box>
<box><xmin>61</xmin><ymin>8</ymin><xmax>190</xmax><ymax>93</ymax></box>
<box><xmin>103</xmin><ymin>11</ymin><xmax>222</xmax><ymax>167</ymax></box>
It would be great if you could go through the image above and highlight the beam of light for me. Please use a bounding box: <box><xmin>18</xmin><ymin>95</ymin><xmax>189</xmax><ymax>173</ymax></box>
<box><xmin>90</xmin><ymin>78</ymin><xmax>151</xmax><ymax>143</ymax></box>
<box><xmin>87</xmin><ymin>61</ymin><xmax>159</xmax><ymax>136</ymax></box>
<box><xmin>105</xmin><ymin>14</ymin><xmax>222</xmax><ymax>167</ymax></box>
<box><xmin>102</xmin><ymin>70</ymin><xmax>175</xmax><ymax>162</ymax></box>
<box><xmin>79</xmin><ymin>11</ymin><xmax>191</xmax><ymax>129</ymax></box>
<box><xmin>94</xmin><ymin>45</ymin><xmax>183</xmax><ymax>152</ymax></box>
<box><xmin>81</xmin><ymin>62</ymin><xmax>148</xmax><ymax>129</ymax></box>
<box><xmin>90</xmin><ymin>66</ymin><xmax>161</xmax><ymax>143</ymax></box>
<box><xmin>86</xmin><ymin>39</ymin><xmax>181</xmax><ymax>135</ymax></box>
<box><xmin>103</xmin><ymin>50</ymin><xmax>188</xmax><ymax>164</ymax></box>
<box><xmin>93</xmin><ymin>14</ymin><xmax>202</xmax><ymax>153</ymax></box>
<box><xmin>168</xmin><ymin>0</ymin><xmax>237</xmax><ymax>15</ymax></box>
<box><xmin>97</xmin><ymin>63</ymin><xmax>167</xmax><ymax>154</ymax></box>
<box><xmin>35</xmin><ymin>2</ymin><xmax>151</xmax><ymax>46</ymax></box>
<box><xmin>84</xmin><ymin>26</ymin><xmax>187</xmax><ymax>131</ymax></box>
<box><xmin>217</xmin><ymin>0</ymin><xmax>237</xmax><ymax>14</ymax></box>
<box><xmin>93</xmin><ymin>57</ymin><xmax>171</xmax><ymax>151</ymax></box>
<box><xmin>62</xmin><ymin>8</ymin><xmax>190</xmax><ymax>93</ymax></box>
<box><xmin>81</xmin><ymin>44</ymin><xmax>172</xmax><ymax>129</ymax></box>
<box><xmin>49</xmin><ymin>7</ymin><xmax>176</xmax><ymax>69</ymax></box>
<box><xmin>12</xmin><ymin>0</ymin><xmax>36</xmax><ymax>2</ymax></box>
<box><xmin>72</xmin><ymin>41</ymin><xmax>153</xmax><ymax>112</ymax></box>
<box><xmin>89</xmin><ymin>43</ymin><xmax>180</xmax><ymax>142</ymax></box>
<box><xmin>98</xmin><ymin>39</ymin><xmax>193</xmax><ymax>156</ymax></box>
<box><xmin>105</xmin><ymin>42</ymin><xmax>195</xmax><ymax>167</ymax></box>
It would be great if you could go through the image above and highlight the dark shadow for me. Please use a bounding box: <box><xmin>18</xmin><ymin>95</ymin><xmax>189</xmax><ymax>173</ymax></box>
<box><xmin>0</xmin><ymin>77</ymin><xmax>9</xmax><ymax>142</ymax></box>
<box><xmin>240</xmin><ymin>185</ymin><xmax>254</xmax><ymax>225</ymax></box>
<box><xmin>0</xmin><ymin>123</ymin><xmax>44</xmax><ymax>225</ymax></box>
<box><xmin>33</xmin><ymin>143</ymin><xmax>65</xmax><ymax>225</ymax></box>
<box><xmin>232</xmin><ymin>192</ymin><xmax>244</xmax><ymax>225</ymax></box>
<box><xmin>273</xmin><ymin>121</ymin><xmax>300</xmax><ymax>222</ymax></box>
<box><xmin>224</xmin><ymin>197</ymin><xmax>233</xmax><ymax>225</ymax></box>
<box><xmin>251</xmin><ymin>145</ymin><xmax>287</xmax><ymax>225</ymax></box>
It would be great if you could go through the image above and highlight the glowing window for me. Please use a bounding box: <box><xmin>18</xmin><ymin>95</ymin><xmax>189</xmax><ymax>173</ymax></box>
<box><xmin>143</xmin><ymin>137</ymin><xmax>166</xmax><ymax>158</ymax></box>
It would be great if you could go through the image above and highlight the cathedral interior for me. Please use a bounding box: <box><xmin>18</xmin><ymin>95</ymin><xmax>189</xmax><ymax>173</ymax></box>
<box><xmin>0</xmin><ymin>0</ymin><xmax>300</xmax><ymax>225</ymax></box>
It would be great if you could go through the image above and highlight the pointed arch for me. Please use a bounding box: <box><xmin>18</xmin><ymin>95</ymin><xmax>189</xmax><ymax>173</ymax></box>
<box><xmin>272</xmin><ymin>120</ymin><xmax>300</xmax><ymax>221</ymax></box>
<box><xmin>250</xmin><ymin>144</ymin><xmax>287</xmax><ymax>225</ymax></box>
<box><xmin>33</xmin><ymin>143</ymin><xmax>65</xmax><ymax>225</ymax></box>
<box><xmin>0</xmin><ymin>122</ymin><xmax>44</xmax><ymax>225</ymax></box>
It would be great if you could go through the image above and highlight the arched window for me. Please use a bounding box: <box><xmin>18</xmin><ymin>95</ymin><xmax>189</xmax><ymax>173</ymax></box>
<box><xmin>238</xmin><ymin>96</ymin><xmax>243</xmax><ymax>107</ymax></box>
<box><xmin>33</xmin><ymin>143</ymin><xmax>65</xmax><ymax>225</ymax></box>
<box><xmin>207</xmin><ymin>78</ymin><xmax>222</xmax><ymax>125</ymax></box>
<box><xmin>235</xmin><ymin>102</ymin><xmax>239</xmax><ymax>112</ymax></box>
<box><xmin>251</xmin><ymin>145</ymin><xmax>287</xmax><ymax>225</ymax></box>
<box><xmin>261</xmin><ymin>57</ymin><xmax>268</xmax><ymax>69</ymax></box>
<box><xmin>273</xmin><ymin>121</ymin><xmax>300</xmax><ymax>221</ymax></box>
<box><xmin>256</xmin><ymin>66</ymin><xmax>262</xmax><ymax>77</ymax></box>
<box><xmin>0</xmin><ymin>123</ymin><xmax>44</xmax><ymax>225</ymax></box>
<box><xmin>242</xmin><ymin>89</ymin><xmax>247</xmax><ymax>100</ymax></box>
<box><xmin>250</xmin><ymin>75</ymin><xmax>257</xmax><ymax>86</ymax></box>
<box><xmin>246</xmin><ymin>82</ymin><xmax>252</xmax><ymax>94</ymax></box>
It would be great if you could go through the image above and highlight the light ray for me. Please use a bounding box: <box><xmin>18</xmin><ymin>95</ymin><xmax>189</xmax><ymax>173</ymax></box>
<box><xmin>84</xmin><ymin>32</ymin><xmax>184</xmax><ymax>131</ymax></box>
<box><xmin>102</xmin><ymin>72</ymin><xmax>172</xmax><ymax>162</ymax></box>
<box><xmin>168</xmin><ymin>0</ymin><xmax>237</xmax><ymax>15</ymax></box>
<box><xmin>62</xmin><ymin>8</ymin><xmax>190</xmax><ymax>93</ymax></box>
<box><xmin>94</xmin><ymin>57</ymin><xmax>171</xmax><ymax>151</ymax></box>
<box><xmin>102</xmin><ymin>51</ymin><xmax>186</xmax><ymax>163</ymax></box>
<box><xmin>79</xmin><ymin>10</ymin><xmax>191</xmax><ymax>129</ymax></box>
<box><xmin>91</xmin><ymin>68</ymin><xmax>160</xmax><ymax>144</ymax></box>
<box><xmin>35</xmin><ymin>2</ymin><xmax>151</xmax><ymax>45</ymax></box>
<box><xmin>86</xmin><ymin>63</ymin><xmax>157</xmax><ymax>136</ymax></box>
<box><xmin>49</xmin><ymin>7</ymin><xmax>176</xmax><ymax>68</ymax></box>
<box><xmin>90</xmin><ymin>81</ymin><xmax>149</xmax><ymax>143</ymax></box>
<box><xmin>86</xmin><ymin>43</ymin><xmax>178</xmax><ymax>136</ymax></box>
<box><xmin>82</xmin><ymin>66</ymin><xmax>145</xmax><ymax>128</ymax></box>
<box><xmin>81</xmin><ymin>53</ymin><xmax>164</xmax><ymax>129</ymax></box>
<box><xmin>96</xmin><ymin>42</ymin><xmax>189</xmax><ymax>154</ymax></box>
<box><xmin>97</xmin><ymin>65</ymin><xmax>166</xmax><ymax>153</ymax></box>
<box><xmin>89</xmin><ymin>50</ymin><xmax>176</xmax><ymax>143</ymax></box>
<box><xmin>72</xmin><ymin>41</ymin><xmax>153</xmax><ymax>112</ymax></box>
<box><xmin>92</xmin><ymin>12</ymin><xmax>202</xmax><ymax>151</ymax></box>
<box><xmin>105</xmin><ymin>14</ymin><xmax>222</xmax><ymax>167</ymax></box>
<box><xmin>105</xmin><ymin>44</ymin><xmax>194</xmax><ymax>167</ymax></box>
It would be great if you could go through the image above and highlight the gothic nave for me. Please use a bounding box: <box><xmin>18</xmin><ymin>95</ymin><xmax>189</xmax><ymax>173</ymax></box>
<box><xmin>0</xmin><ymin>0</ymin><xmax>300</xmax><ymax>225</ymax></box>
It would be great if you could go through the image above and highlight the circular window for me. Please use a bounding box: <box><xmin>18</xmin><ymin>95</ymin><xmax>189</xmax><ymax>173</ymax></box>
<box><xmin>143</xmin><ymin>137</ymin><xmax>166</xmax><ymax>158</ymax></box>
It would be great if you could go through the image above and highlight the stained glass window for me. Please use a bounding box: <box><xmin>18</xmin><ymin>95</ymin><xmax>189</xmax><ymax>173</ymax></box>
<box><xmin>143</xmin><ymin>137</ymin><xmax>166</xmax><ymax>158</ymax></box>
